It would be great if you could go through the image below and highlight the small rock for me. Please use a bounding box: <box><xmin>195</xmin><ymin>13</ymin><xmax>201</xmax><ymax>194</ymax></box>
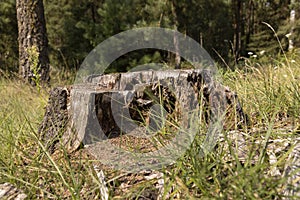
<box><xmin>0</xmin><ymin>183</ymin><xmax>27</xmax><ymax>200</ymax></box>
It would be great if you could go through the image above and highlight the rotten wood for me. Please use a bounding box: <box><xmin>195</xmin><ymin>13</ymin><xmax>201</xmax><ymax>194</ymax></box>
<box><xmin>38</xmin><ymin>69</ymin><xmax>249</xmax><ymax>153</ymax></box>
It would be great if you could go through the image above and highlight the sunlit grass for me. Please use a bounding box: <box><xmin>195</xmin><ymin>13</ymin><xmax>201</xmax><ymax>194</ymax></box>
<box><xmin>223</xmin><ymin>55</ymin><xmax>300</xmax><ymax>121</ymax></box>
<box><xmin>0</xmin><ymin>79</ymin><xmax>102</xmax><ymax>199</ymax></box>
<box><xmin>0</xmin><ymin>54</ymin><xmax>299</xmax><ymax>199</ymax></box>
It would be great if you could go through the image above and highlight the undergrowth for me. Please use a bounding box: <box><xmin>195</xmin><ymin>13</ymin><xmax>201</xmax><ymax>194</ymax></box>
<box><xmin>0</xmin><ymin>54</ymin><xmax>299</xmax><ymax>199</ymax></box>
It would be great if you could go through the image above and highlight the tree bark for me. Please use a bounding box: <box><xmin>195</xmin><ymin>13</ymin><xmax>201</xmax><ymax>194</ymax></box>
<box><xmin>171</xmin><ymin>1</ymin><xmax>181</xmax><ymax>69</ymax></box>
<box><xmin>39</xmin><ymin>70</ymin><xmax>249</xmax><ymax>153</ymax></box>
<box><xmin>16</xmin><ymin>0</ymin><xmax>50</xmax><ymax>85</ymax></box>
<box><xmin>245</xmin><ymin>0</ymin><xmax>254</xmax><ymax>45</ymax></box>
<box><xmin>288</xmin><ymin>0</ymin><xmax>296</xmax><ymax>51</ymax></box>
<box><xmin>232</xmin><ymin>0</ymin><xmax>243</xmax><ymax>62</ymax></box>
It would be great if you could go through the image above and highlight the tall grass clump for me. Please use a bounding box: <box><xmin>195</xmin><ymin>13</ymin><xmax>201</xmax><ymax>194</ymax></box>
<box><xmin>223</xmin><ymin>55</ymin><xmax>300</xmax><ymax>123</ymax></box>
<box><xmin>0</xmin><ymin>78</ymin><xmax>47</xmax><ymax>193</ymax></box>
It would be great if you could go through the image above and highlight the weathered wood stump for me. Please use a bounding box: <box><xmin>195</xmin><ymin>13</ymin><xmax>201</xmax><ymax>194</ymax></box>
<box><xmin>39</xmin><ymin>69</ymin><xmax>248</xmax><ymax>154</ymax></box>
<box><xmin>38</xmin><ymin>69</ymin><xmax>300</xmax><ymax>197</ymax></box>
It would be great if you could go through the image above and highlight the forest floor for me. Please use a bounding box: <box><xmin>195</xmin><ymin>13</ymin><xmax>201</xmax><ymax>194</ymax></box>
<box><xmin>0</xmin><ymin>56</ymin><xmax>300</xmax><ymax>199</ymax></box>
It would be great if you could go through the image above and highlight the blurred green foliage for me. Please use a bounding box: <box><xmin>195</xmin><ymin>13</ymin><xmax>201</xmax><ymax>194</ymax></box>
<box><xmin>1</xmin><ymin>0</ymin><xmax>300</xmax><ymax>74</ymax></box>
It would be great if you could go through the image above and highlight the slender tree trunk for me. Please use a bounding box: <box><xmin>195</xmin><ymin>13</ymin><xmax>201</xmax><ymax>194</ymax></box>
<box><xmin>232</xmin><ymin>0</ymin><xmax>243</xmax><ymax>62</ymax></box>
<box><xmin>288</xmin><ymin>0</ymin><xmax>296</xmax><ymax>51</ymax></box>
<box><xmin>16</xmin><ymin>0</ymin><xmax>50</xmax><ymax>85</ymax></box>
<box><xmin>246</xmin><ymin>0</ymin><xmax>254</xmax><ymax>45</ymax></box>
<box><xmin>171</xmin><ymin>1</ymin><xmax>181</xmax><ymax>69</ymax></box>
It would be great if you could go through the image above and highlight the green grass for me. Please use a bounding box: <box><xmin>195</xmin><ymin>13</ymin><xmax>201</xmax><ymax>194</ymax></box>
<box><xmin>0</xmin><ymin>79</ymin><xmax>101</xmax><ymax>199</ymax></box>
<box><xmin>0</xmin><ymin>55</ymin><xmax>299</xmax><ymax>199</ymax></box>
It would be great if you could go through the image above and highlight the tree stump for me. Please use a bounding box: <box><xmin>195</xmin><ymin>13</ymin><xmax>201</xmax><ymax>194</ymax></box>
<box><xmin>39</xmin><ymin>69</ymin><xmax>248</xmax><ymax>154</ymax></box>
<box><xmin>38</xmin><ymin>69</ymin><xmax>300</xmax><ymax>197</ymax></box>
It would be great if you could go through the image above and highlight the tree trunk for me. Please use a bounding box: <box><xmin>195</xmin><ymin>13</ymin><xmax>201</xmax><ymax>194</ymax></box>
<box><xmin>288</xmin><ymin>0</ymin><xmax>296</xmax><ymax>51</ymax></box>
<box><xmin>245</xmin><ymin>0</ymin><xmax>254</xmax><ymax>45</ymax></box>
<box><xmin>171</xmin><ymin>1</ymin><xmax>181</xmax><ymax>69</ymax></box>
<box><xmin>16</xmin><ymin>0</ymin><xmax>50</xmax><ymax>85</ymax></box>
<box><xmin>232</xmin><ymin>0</ymin><xmax>243</xmax><ymax>63</ymax></box>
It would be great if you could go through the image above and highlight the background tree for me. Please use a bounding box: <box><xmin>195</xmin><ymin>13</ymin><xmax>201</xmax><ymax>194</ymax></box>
<box><xmin>0</xmin><ymin>0</ymin><xmax>18</xmax><ymax>74</ymax></box>
<box><xmin>173</xmin><ymin>0</ymin><xmax>232</xmax><ymax>64</ymax></box>
<box><xmin>44</xmin><ymin>0</ymin><xmax>95</xmax><ymax>71</ymax></box>
<box><xmin>247</xmin><ymin>0</ymin><xmax>290</xmax><ymax>57</ymax></box>
<box><xmin>16</xmin><ymin>0</ymin><xmax>50</xmax><ymax>85</ymax></box>
<box><xmin>89</xmin><ymin>0</ymin><xmax>170</xmax><ymax>72</ymax></box>
<box><xmin>279</xmin><ymin>0</ymin><xmax>300</xmax><ymax>51</ymax></box>
<box><xmin>0</xmin><ymin>0</ymin><xmax>298</xmax><ymax>77</ymax></box>
<box><xmin>231</xmin><ymin>0</ymin><xmax>244</xmax><ymax>62</ymax></box>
